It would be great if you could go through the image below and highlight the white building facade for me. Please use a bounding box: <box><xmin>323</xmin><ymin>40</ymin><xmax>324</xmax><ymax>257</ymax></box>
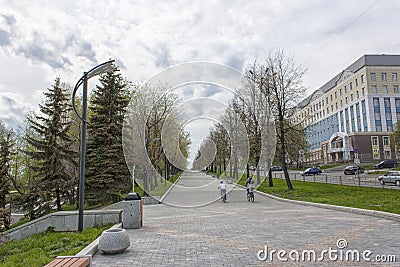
<box><xmin>294</xmin><ymin>55</ymin><xmax>400</xmax><ymax>164</ymax></box>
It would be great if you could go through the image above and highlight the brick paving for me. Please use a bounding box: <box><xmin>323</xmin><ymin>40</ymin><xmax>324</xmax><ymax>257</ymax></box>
<box><xmin>92</xmin><ymin>172</ymin><xmax>400</xmax><ymax>266</ymax></box>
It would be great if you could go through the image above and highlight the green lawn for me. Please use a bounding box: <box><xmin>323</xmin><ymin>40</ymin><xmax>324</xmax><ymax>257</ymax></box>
<box><xmin>148</xmin><ymin>171</ymin><xmax>182</xmax><ymax>197</ymax></box>
<box><xmin>0</xmin><ymin>225</ymin><xmax>110</xmax><ymax>267</ymax></box>
<box><xmin>252</xmin><ymin>178</ymin><xmax>400</xmax><ymax>215</ymax></box>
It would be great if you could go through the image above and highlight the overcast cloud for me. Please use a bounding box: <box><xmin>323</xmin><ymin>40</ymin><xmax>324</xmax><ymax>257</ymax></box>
<box><xmin>0</xmin><ymin>0</ymin><xmax>399</xmax><ymax>159</ymax></box>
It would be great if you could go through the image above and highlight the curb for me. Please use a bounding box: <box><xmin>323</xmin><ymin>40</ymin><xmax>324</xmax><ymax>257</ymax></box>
<box><xmin>159</xmin><ymin>173</ymin><xmax>182</xmax><ymax>203</ymax></box>
<box><xmin>76</xmin><ymin>223</ymin><xmax>122</xmax><ymax>257</ymax></box>
<box><xmin>237</xmin><ymin>184</ymin><xmax>400</xmax><ymax>222</ymax></box>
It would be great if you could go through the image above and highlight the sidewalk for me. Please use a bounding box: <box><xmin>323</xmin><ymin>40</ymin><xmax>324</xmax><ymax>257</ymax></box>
<box><xmin>92</xmin><ymin>172</ymin><xmax>400</xmax><ymax>266</ymax></box>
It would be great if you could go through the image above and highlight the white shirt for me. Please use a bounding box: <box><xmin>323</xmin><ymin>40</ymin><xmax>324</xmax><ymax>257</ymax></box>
<box><xmin>219</xmin><ymin>183</ymin><xmax>226</xmax><ymax>190</ymax></box>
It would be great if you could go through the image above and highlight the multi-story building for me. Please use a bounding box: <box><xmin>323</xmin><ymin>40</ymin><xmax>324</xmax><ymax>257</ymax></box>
<box><xmin>294</xmin><ymin>54</ymin><xmax>400</xmax><ymax>164</ymax></box>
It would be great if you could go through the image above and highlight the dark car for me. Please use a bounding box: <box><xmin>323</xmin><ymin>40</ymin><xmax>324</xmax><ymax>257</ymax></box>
<box><xmin>270</xmin><ymin>166</ymin><xmax>282</xmax><ymax>171</ymax></box>
<box><xmin>343</xmin><ymin>165</ymin><xmax>364</xmax><ymax>175</ymax></box>
<box><xmin>302</xmin><ymin>167</ymin><xmax>322</xmax><ymax>176</ymax></box>
<box><xmin>373</xmin><ymin>160</ymin><xmax>398</xmax><ymax>169</ymax></box>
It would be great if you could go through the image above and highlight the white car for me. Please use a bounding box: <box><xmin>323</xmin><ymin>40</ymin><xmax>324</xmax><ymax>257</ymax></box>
<box><xmin>378</xmin><ymin>171</ymin><xmax>400</xmax><ymax>186</ymax></box>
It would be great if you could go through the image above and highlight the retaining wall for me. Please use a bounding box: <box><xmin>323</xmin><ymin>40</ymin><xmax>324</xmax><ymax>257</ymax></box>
<box><xmin>2</xmin><ymin>209</ymin><xmax>122</xmax><ymax>242</ymax></box>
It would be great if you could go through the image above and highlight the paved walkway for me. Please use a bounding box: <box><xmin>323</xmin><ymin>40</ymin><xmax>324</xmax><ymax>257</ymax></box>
<box><xmin>92</xmin><ymin>172</ymin><xmax>400</xmax><ymax>266</ymax></box>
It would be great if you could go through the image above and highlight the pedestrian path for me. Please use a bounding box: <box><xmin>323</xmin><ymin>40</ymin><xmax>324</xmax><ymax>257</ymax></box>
<box><xmin>92</xmin><ymin>172</ymin><xmax>400</xmax><ymax>266</ymax></box>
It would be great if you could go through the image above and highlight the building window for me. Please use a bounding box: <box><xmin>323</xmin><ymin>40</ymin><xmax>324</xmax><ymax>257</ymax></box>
<box><xmin>372</xmin><ymin>136</ymin><xmax>378</xmax><ymax>146</ymax></box>
<box><xmin>351</xmin><ymin>94</ymin><xmax>354</xmax><ymax>101</ymax></box>
<box><xmin>394</xmin><ymin>85</ymin><xmax>399</xmax><ymax>94</ymax></box>
<box><xmin>326</xmin><ymin>97</ymin><xmax>328</xmax><ymax>104</ymax></box>
<box><xmin>361</xmin><ymin>74</ymin><xmax>364</xmax><ymax>83</ymax></box>
<box><xmin>350</xmin><ymin>106</ymin><xmax>355</xmax><ymax>132</ymax></box>
<box><xmin>383</xmin><ymin>85</ymin><xmax>388</xmax><ymax>94</ymax></box>
<box><xmin>362</xmin><ymin>100</ymin><xmax>368</xmax><ymax>131</ymax></box>
<box><xmin>383</xmin><ymin>136</ymin><xmax>390</xmax><ymax>146</ymax></box>
<box><xmin>392</xmin><ymin>73</ymin><xmax>398</xmax><ymax>81</ymax></box>
<box><xmin>356</xmin><ymin>91</ymin><xmax>359</xmax><ymax>99</ymax></box>
<box><xmin>350</xmin><ymin>82</ymin><xmax>353</xmax><ymax>90</ymax></box>
<box><xmin>371</xmin><ymin>73</ymin><xmax>376</xmax><ymax>81</ymax></box>
<box><xmin>374</xmin><ymin>98</ymin><xmax>382</xmax><ymax>132</ymax></box>
<box><xmin>331</xmin><ymin>105</ymin><xmax>333</xmax><ymax>112</ymax></box>
<box><xmin>340</xmin><ymin>88</ymin><xmax>343</xmax><ymax>96</ymax></box>
<box><xmin>373</xmin><ymin>97</ymin><xmax>380</xmax><ymax>108</ymax></box>
<box><xmin>362</xmin><ymin>88</ymin><xmax>365</xmax><ymax>96</ymax></box>
<box><xmin>340</xmin><ymin>100</ymin><xmax>343</xmax><ymax>107</ymax></box>
<box><xmin>371</xmin><ymin>86</ymin><xmax>377</xmax><ymax>94</ymax></box>
<box><xmin>382</xmin><ymin>73</ymin><xmax>387</xmax><ymax>81</ymax></box>
<box><xmin>384</xmin><ymin>98</ymin><xmax>392</xmax><ymax>132</ymax></box>
<box><xmin>384</xmin><ymin>151</ymin><xmax>391</xmax><ymax>159</ymax></box>
<box><xmin>345</xmin><ymin>97</ymin><xmax>348</xmax><ymax>105</ymax></box>
<box><xmin>356</xmin><ymin>103</ymin><xmax>361</xmax><ymax>131</ymax></box>
<box><xmin>335</xmin><ymin>92</ymin><xmax>337</xmax><ymax>99</ymax></box>
<box><xmin>355</xmin><ymin>79</ymin><xmax>358</xmax><ymax>87</ymax></box>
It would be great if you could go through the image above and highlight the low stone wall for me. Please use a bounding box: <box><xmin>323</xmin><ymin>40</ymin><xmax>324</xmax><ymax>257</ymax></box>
<box><xmin>2</xmin><ymin>209</ymin><xmax>122</xmax><ymax>242</ymax></box>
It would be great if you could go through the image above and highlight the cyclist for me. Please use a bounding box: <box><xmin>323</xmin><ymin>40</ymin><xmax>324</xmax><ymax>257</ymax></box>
<box><xmin>245</xmin><ymin>175</ymin><xmax>255</xmax><ymax>194</ymax></box>
<box><xmin>218</xmin><ymin>181</ymin><xmax>227</xmax><ymax>202</ymax></box>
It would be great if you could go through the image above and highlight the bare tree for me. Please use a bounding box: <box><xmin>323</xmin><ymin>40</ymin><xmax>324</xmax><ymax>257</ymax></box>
<box><xmin>264</xmin><ymin>50</ymin><xmax>307</xmax><ymax>190</ymax></box>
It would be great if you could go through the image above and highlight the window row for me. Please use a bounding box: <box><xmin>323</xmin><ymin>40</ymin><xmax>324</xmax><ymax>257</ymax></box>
<box><xmin>370</xmin><ymin>85</ymin><xmax>399</xmax><ymax>94</ymax></box>
<box><xmin>371</xmin><ymin>72</ymin><xmax>398</xmax><ymax>81</ymax></box>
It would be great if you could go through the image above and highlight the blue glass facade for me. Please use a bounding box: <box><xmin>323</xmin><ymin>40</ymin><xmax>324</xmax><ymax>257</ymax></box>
<box><xmin>361</xmin><ymin>100</ymin><xmax>368</xmax><ymax>131</ymax></box>
<box><xmin>355</xmin><ymin>103</ymin><xmax>361</xmax><ymax>131</ymax></box>
<box><xmin>350</xmin><ymin>105</ymin><xmax>355</xmax><ymax>132</ymax></box>
<box><xmin>373</xmin><ymin>97</ymin><xmax>382</xmax><ymax>131</ymax></box>
<box><xmin>305</xmin><ymin>113</ymin><xmax>339</xmax><ymax>150</ymax></box>
<box><xmin>384</xmin><ymin>98</ymin><xmax>393</xmax><ymax>131</ymax></box>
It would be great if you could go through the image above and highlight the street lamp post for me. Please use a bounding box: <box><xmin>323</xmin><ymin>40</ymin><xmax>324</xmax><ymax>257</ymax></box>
<box><xmin>72</xmin><ymin>60</ymin><xmax>115</xmax><ymax>232</ymax></box>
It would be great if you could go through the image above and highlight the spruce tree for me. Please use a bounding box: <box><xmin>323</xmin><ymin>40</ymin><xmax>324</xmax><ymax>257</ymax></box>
<box><xmin>26</xmin><ymin>78</ymin><xmax>76</xmax><ymax>212</ymax></box>
<box><xmin>0</xmin><ymin>123</ymin><xmax>12</xmax><ymax>229</ymax></box>
<box><xmin>86</xmin><ymin>68</ymin><xmax>131</xmax><ymax>205</ymax></box>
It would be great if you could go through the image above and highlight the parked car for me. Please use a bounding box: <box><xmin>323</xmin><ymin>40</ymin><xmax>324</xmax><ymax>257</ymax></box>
<box><xmin>270</xmin><ymin>166</ymin><xmax>283</xmax><ymax>171</ymax></box>
<box><xmin>302</xmin><ymin>167</ymin><xmax>322</xmax><ymax>176</ymax></box>
<box><xmin>374</xmin><ymin>160</ymin><xmax>398</xmax><ymax>169</ymax></box>
<box><xmin>343</xmin><ymin>165</ymin><xmax>364</xmax><ymax>175</ymax></box>
<box><xmin>378</xmin><ymin>171</ymin><xmax>400</xmax><ymax>186</ymax></box>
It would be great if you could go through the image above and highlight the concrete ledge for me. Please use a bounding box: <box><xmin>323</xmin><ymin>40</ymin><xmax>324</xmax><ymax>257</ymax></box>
<box><xmin>3</xmin><ymin>210</ymin><xmax>123</xmax><ymax>242</ymax></box>
<box><xmin>76</xmin><ymin>223</ymin><xmax>122</xmax><ymax>257</ymax></box>
<box><xmin>250</xmin><ymin>186</ymin><xmax>400</xmax><ymax>222</ymax></box>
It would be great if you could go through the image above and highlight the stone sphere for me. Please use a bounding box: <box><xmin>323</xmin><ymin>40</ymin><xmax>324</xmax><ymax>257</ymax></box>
<box><xmin>98</xmin><ymin>228</ymin><xmax>130</xmax><ymax>254</ymax></box>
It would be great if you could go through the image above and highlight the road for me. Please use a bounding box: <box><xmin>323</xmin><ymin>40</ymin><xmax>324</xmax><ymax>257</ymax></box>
<box><xmin>92</xmin><ymin>171</ymin><xmax>400</xmax><ymax>266</ymax></box>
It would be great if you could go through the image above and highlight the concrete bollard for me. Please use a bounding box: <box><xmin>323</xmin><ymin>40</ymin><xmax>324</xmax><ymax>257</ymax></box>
<box><xmin>122</xmin><ymin>193</ymin><xmax>142</xmax><ymax>229</ymax></box>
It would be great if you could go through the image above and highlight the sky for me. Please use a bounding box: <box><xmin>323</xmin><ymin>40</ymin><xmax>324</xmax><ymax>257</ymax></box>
<box><xmin>1</xmin><ymin>0</ymin><xmax>399</xmax><ymax>162</ymax></box>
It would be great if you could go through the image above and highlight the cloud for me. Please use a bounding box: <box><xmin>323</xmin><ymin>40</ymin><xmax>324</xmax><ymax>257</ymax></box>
<box><xmin>0</xmin><ymin>92</ymin><xmax>28</xmax><ymax>129</ymax></box>
<box><xmin>0</xmin><ymin>29</ymin><xmax>10</xmax><ymax>46</ymax></box>
<box><xmin>1</xmin><ymin>14</ymin><xmax>16</xmax><ymax>26</ymax></box>
<box><xmin>0</xmin><ymin>0</ymin><xmax>399</xmax><ymax>132</ymax></box>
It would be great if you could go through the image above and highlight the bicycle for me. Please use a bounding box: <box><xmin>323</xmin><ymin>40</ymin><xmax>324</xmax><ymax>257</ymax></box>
<box><xmin>221</xmin><ymin>189</ymin><xmax>227</xmax><ymax>203</ymax></box>
<box><xmin>247</xmin><ymin>188</ymin><xmax>254</xmax><ymax>202</ymax></box>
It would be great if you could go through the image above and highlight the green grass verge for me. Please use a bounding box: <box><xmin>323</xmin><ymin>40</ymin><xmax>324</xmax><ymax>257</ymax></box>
<box><xmin>0</xmin><ymin>225</ymin><xmax>111</xmax><ymax>267</ymax></box>
<box><xmin>253</xmin><ymin>178</ymin><xmax>400</xmax><ymax>215</ymax></box>
<box><xmin>150</xmin><ymin>171</ymin><xmax>182</xmax><ymax>197</ymax></box>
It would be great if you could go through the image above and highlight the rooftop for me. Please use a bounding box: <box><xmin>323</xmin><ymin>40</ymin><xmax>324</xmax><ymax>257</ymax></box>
<box><xmin>298</xmin><ymin>54</ymin><xmax>400</xmax><ymax>108</ymax></box>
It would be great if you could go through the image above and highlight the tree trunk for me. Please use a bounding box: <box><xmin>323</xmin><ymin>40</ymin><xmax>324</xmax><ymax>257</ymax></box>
<box><xmin>56</xmin><ymin>187</ymin><xmax>62</xmax><ymax>211</ymax></box>
<box><xmin>268</xmin><ymin>168</ymin><xmax>273</xmax><ymax>187</ymax></box>
<box><xmin>280</xmin><ymin>114</ymin><xmax>293</xmax><ymax>190</ymax></box>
